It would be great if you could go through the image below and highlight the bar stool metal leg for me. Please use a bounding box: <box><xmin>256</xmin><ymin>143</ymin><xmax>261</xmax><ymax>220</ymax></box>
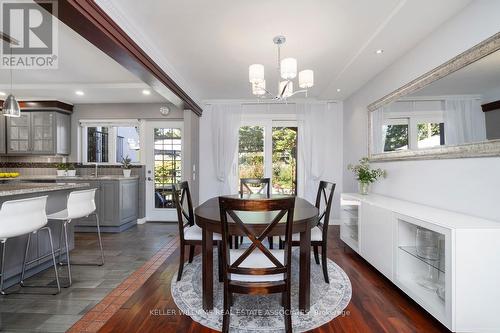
<box><xmin>95</xmin><ymin>213</ymin><xmax>105</xmax><ymax>266</ymax></box>
<box><xmin>45</xmin><ymin>227</ymin><xmax>61</xmax><ymax>294</ymax></box>
<box><xmin>19</xmin><ymin>228</ymin><xmax>61</xmax><ymax>295</ymax></box>
<box><xmin>0</xmin><ymin>240</ymin><xmax>6</xmax><ymax>295</ymax></box>
<box><xmin>20</xmin><ymin>233</ymin><xmax>31</xmax><ymax>286</ymax></box>
<box><xmin>62</xmin><ymin>221</ymin><xmax>72</xmax><ymax>285</ymax></box>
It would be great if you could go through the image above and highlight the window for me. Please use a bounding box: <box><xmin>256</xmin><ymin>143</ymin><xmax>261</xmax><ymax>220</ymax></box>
<box><xmin>417</xmin><ymin>122</ymin><xmax>445</xmax><ymax>149</ymax></box>
<box><xmin>238</xmin><ymin>125</ymin><xmax>265</xmax><ymax>181</ymax></box>
<box><xmin>382</xmin><ymin>114</ymin><xmax>445</xmax><ymax>151</ymax></box>
<box><xmin>272</xmin><ymin>126</ymin><xmax>297</xmax><ymax>194</ymax></box>
<box><xmin>383</xmin><ymin>119</ymin><xmax>409</xmax><ymax>152</ymax></box>
<box><xmin>238</xmin><ymin>121</ymin><xmax>298</xmax><ymax>195</ymax></box>
<box><xmin>81</xmin><ymin>122</ymin><xmax>140</xmax><ymax>164</ymax></box>
<box><xmin>153</xmin><ymin>128</ymin><xmax>182</xmax><ymax>208</ymax></box>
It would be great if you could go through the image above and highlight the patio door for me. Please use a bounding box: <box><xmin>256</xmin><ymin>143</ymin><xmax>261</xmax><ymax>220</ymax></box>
<box><xmin>238</xmin><ymin>120</ymin><xmax>298</xmax><ymax>195</ymax></box>
<box><xmin>145</xmin><ymin>121</ymin><xmax>183</xmax><ymax>221</ymax></box>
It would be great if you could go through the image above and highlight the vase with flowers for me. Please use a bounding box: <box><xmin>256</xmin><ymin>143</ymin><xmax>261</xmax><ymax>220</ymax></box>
<box><xmin>347</xmin><ymin>157</ymin><xmax>386</xmax><ymax>195</ymax></box>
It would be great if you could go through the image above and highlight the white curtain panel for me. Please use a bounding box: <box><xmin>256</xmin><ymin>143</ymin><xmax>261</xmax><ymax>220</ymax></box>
<box><xmin>444</xmin><ymin>98</ymin><xmax>486</xmax><ymax>145</ymax></box>
<box><xmin>371</xmin><ymin>107</ymin><xmax>387</xmax><ymax>154</ymax></box>
<box><xmin>296</xmin><ymin>102</ymin><xmax>328</xmax><ymax>203</ymax></box>
<box><xmin>210</xmin><ymin>104</ymin><xmax>242</xmax><ymax>195</ymax></box>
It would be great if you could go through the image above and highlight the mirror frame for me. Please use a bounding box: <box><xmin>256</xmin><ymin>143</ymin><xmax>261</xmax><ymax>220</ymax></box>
<box><xmin>368</xmin><ymin>32</ymin><xmax>500</xmax><ymax>161</ymax></box>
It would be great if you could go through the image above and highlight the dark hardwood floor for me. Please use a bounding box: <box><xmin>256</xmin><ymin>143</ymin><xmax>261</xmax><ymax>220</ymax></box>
<box><xmin>98</xmin><ymin>226</ymin><xmax>450</xmax><ymax>333</ymax></box>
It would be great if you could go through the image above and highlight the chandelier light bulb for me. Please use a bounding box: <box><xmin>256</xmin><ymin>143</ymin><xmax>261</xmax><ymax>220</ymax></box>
<box><xmin>249</xmin><ymin>64</ymin><xmax>265</xmax><ymax>83</ymax></box>
<box><xmin>299</xmin><ymin>70</ymin><xmax>314</xmax><ymax>88</ymax></box>
<box><xmin>280</xmin><ymin>58</ymin><xmax>297</xmax><ymax>80</ymax></box>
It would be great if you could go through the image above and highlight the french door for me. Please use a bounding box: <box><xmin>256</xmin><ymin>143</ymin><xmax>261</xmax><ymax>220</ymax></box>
<box><xmin>145</xmin><ymin>121</ymin><xmax>183</xmax><ymax>221</ymax></box>
<box><xmin>238</xmin><ymin>120</ymin><xmax>298</xmax><ymax>195</ymax></box>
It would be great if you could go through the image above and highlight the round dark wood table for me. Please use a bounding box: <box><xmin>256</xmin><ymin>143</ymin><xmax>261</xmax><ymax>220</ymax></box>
<box><xmin>195</xmin><ymin>195</ymin><xmax>318</xmax><ymax>312</ymax></box>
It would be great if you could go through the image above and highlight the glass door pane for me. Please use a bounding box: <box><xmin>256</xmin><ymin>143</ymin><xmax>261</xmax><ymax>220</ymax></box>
<box><xmin>238</xmin><ymin>126</ymin><xmax>265</xmax><ymax>193</ymax></box>
<box><xmin>272</xmin><ymin>127</ymin><xmax>297</xmax><ymax>195</ymax></box>
<box><xmin>153</xmin><ymin>128</ymin><xmax>182</xmax><ymax>208</ymax></box>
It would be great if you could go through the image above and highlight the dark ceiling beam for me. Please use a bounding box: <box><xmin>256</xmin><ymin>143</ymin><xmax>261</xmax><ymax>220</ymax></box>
<box><xmin>0</xmin><ymin>100</ymin><xmax>73</xmax><ymax>113</ymax></box>
<box><xmin>481</xmin><ymin>100</ymin><xmax>500</xmax><ymax>112</ymax></box>
<box><xmin>40</xmin><ymin>0</ymin><xmax>202</xmax><ymax>116</ymax></box>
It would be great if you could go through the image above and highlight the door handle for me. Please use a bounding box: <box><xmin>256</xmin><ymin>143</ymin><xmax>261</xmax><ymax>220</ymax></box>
<box><xmin>147</xmin><ymin>177</ymin><xmax>153</xmax><ymax>181</ymax></box>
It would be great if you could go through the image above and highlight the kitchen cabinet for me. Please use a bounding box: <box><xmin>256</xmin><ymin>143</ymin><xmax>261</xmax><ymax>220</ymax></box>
<box><xmin>0</xmin><ymin>116</ymin><xmax>7</xmax><ymax>154</ymax></box>
<box><xmin>56</xmin><ymin>178</ymin><xmax>139</xmax><ymax>232</ymax></box>
<box><xmin>5</xmin><ymin>110</ymin><xmax>71</xmax><ymax>155</ymax></box>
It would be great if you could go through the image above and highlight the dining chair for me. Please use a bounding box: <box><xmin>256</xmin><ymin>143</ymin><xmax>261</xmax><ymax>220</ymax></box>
<box><xmin>218</xmin><ymin>196</ymin><xmax>295</xmax><ymax>333</ymax></box>
<box><xmin>280</xmin><ymin>181</ymin><xmax>335</xmax><ymax>283</ymax></box>
<box><xmin>174</xmin><ymin>181</ymin><xmax>222</xmax><ymax>281</ymax></box>
<box><xmin>238</xmin><ymin>178</ymin><xmax>274</xmax><ymax>249</ymax></box>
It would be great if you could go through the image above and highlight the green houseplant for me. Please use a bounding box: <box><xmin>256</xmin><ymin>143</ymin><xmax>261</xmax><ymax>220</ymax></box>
<box><xmin>121</xmin><ymin>156</ymin><xmax>132</xmax><ymax>177</ymax></box>
<box><xmin>66</xmin><ymin>163</ymin><xmax>76</xmax><ymax>177</ymax></box>
<box><xmin>55</xmin><ymin>163</ymin><xmax>67</xmax><ymax>177</ymax></box>
<box><xmin>347</xmin><ymin>157</ymin><xmax>386</xmax><ymax>195</ymax></box>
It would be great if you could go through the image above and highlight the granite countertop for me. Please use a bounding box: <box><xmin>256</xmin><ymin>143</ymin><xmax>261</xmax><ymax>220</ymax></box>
<box><xmin>0</xmin><ymin>182</ymin><xmax>90</xmax><ymax>197</ymax></box>
<box><xmin>10</xmin><ymin>175</ymin><xmax>140</xmax><ymax>181</ymax></box>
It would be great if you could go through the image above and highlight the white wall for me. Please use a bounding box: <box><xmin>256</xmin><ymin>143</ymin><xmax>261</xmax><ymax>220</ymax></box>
<box><xmin>343</xmin><ymin>0</ymin><xmax>500</xmax><ymax>221</ymax></box>
<box><xmin>199</xmin><ymin>101</ymin><xmax>344</xmax><ymax>219</ymax></box>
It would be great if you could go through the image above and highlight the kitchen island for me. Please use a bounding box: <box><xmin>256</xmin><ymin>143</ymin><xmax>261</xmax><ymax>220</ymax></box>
<box><xmin>0</xmin><ymin>182</ymin><xmax>90</xmax><ymax>289</ymax></box>
<box><xmin>3</xmin><ymin>176</ymin><xmax>140</xmax><ymax>232</ymax></box>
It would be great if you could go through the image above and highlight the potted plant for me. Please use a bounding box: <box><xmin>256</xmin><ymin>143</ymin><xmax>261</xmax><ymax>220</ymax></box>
<box><xmin>121</xmin><ymin>156</ymin><xmax>132</xmax><ymax>177</ymax></box>
<box><xmin>347</xmin><ymin>157</ymin><xmax>386</xmax><ymax>195</ymax></box>
<box><xmin>55</xmin><ymin>163</ymin><xmax>67</xmax><ymax>177</ymax></box>
<box><xmin>66</xmin><ymin>163</ymin><xmax>77</xmax><ymax>177</ymax></box>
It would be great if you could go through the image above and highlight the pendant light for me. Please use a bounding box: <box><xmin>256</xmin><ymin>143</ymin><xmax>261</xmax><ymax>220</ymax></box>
<box><xmin>2</xmin><ymin>40</ymin><xmax>20</xmax><ymax>117</ymax></box>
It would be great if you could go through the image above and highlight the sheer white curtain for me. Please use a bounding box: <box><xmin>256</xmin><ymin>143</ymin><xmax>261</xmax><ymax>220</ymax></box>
<box><xmin>444</xmin><ymin>98</ymin><xmax>486</xmax><ymax>145</ymax></box>
<box><xmin>371</xmin><ymin>106</ymin><xmax>388</xmax><ymax>153</ymax></box>
<box><xmin>210</xmin><ymin>103</ymin><xmax>242</xmax><ymax>195</ymax></box>
<box><xmin>296</xmin><ymin>102</ymin><xmax>328</xmax><ymax>203</ymax></box>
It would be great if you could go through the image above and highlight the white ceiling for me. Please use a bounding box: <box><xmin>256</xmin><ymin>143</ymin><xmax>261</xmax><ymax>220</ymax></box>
<box><xmin>0</xmin><ymin>10</ymin><xmax>169</xmax><ymax>104</ymax></box>
<box><xmin>97</xmin><ymin>0</ymin><xmax>472</xmax><ymax>102</ymax></box>
<box><xmin>411</xmin><ymin>48</ymin><xmax>500</xmax><ymax>99</ymax></box>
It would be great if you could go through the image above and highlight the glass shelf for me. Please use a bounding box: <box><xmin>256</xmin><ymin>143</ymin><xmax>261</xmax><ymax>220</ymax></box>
<box><xmin>399</xmin><ymin>246</ymin><xmax>445</xmax><ymax>274</ymax></box>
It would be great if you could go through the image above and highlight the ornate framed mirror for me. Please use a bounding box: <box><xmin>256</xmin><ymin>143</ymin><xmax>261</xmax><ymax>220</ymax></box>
<box><xmin>368</xmin><ymin>32</ymin><xmax>500</xmax><ymax>161</ymax></box>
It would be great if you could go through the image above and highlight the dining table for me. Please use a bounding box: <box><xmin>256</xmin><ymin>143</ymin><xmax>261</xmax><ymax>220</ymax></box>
<box><xmin>195</xmin><ymin>194</ymin><xmax>319</xmax><ymax>313</ymax></box>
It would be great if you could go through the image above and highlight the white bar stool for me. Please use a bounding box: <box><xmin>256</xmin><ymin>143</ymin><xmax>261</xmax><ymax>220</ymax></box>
<box><xmin>0</xmin><ymin>196</ymin><xmax>61</xmax><ymax>295</ymax></box>
<box><xmin>47</xmin><ymin>188</ymin><xmax>104</xmax><ymax>287</ymax></box>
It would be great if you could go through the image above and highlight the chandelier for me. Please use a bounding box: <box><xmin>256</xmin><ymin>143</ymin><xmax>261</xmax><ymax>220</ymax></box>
<box><xmin>249</xmin><ymin>35</ymin><xmax>314</xmax><ymax>100</ymax></box>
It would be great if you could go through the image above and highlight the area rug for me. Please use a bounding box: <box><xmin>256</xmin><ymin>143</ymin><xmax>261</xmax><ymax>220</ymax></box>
<box><xmin>171</xmin><ymin>250</ymin><xmax>352</xmax><ymax>333</ymax></box>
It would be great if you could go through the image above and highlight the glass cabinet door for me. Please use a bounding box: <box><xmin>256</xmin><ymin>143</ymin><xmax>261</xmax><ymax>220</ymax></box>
<box><xmin>31</xmin><ymin>112</ymin><xmax>54</xmax><ymax>154</ymax></box>
<box><xmin>7</xmin><ymin>113</ymin><xmax>30</xmax><ymax>153</ymax></box>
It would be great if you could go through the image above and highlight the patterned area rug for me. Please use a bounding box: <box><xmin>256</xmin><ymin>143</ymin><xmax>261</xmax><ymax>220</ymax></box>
<box><xmin>171</xmin><ymin>250</ymin><xmax>352</xmax><ymax>333</ymax></box>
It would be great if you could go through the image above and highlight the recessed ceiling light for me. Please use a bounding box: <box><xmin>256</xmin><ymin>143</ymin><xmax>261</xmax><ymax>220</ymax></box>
<box><xmin>75</xmin><ymin>90</ymin><xmax>85</xmax><ymax>96</ymax></box>
<box><xmin>375</xmin><ymin>49</ymin><xmax>384</xmax><ymax>54</ymax></box>
<box><xmin>142</xmin><ymin>89</ymin><xmax>151</xmax><ymax>95</ymax></box>
<box><xmin>336</xmin><ymin>88</ymin><xmax>341</xmax><ymax>92</ymax></box>
<box><xmin>0</xmin><ymin>91</ymin><xmax>6</xmax><ymax>96</ymax></box>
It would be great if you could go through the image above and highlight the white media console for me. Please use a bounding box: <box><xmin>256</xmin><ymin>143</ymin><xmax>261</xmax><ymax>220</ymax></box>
<box><xmin>340</xmin><ymin>193</ymin><xmax>500</xmax><ymax>333</ymax></box>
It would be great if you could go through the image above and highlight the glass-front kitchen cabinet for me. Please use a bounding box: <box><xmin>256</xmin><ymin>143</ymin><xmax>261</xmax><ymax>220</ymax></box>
<box><xmin>4</xmin><ymin>110</ymin><xmax>70</xmax><ymax>155</ymax></box>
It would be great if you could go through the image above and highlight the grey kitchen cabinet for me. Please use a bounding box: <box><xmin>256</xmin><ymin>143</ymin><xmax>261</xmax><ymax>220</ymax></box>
<box><xmin>5</xmin><ymin>110</ymin><xmax>71</xmax><ymax>155</ymax></box>
<box><xmin>58</xmin><ymin>178</ymin><xmax>139</xmax><ymax>232</ymax></box>
<box><xmin>0</xmin><ymin>116</ymin><xmax>7</xmax><ymax>154</ymax></box>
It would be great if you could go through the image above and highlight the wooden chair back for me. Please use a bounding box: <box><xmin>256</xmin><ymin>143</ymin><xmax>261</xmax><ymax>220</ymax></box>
<box><xmin>315</xmin><ymin>181</ymin><xmax>336</xmax><ymax>240</ymax></box>
<box><xmin>218</xmin><ymin>196</ymin><xmax>295</xmax><ymax>287</ymax></box>
<box><xmin>173</xmin><ymin>181</ymin><xmax>194</xmax><ymax>241</ymax></box>
<box><xmin>240</xmin><ymin>178</ymin><xmax>271</xmax><ymax>197</ymax></box>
